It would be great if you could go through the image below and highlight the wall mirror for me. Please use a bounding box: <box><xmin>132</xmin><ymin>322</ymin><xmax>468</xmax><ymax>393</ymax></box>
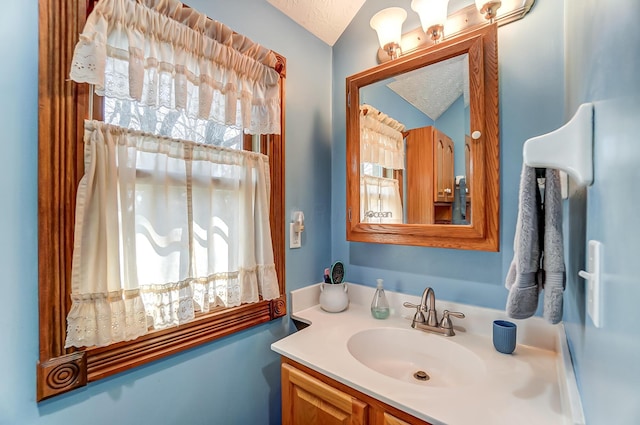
<box><xmin>346</xmin><ymin>24</ymin><xmax>499</xmax><ymax>250</ymax></box>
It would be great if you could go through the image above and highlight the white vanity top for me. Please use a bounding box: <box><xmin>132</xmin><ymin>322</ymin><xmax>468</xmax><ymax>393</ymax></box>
<box><xmin>271</xmin><ymin>283</ymin><xmax>585</xmax><ymax>425</ymax></box>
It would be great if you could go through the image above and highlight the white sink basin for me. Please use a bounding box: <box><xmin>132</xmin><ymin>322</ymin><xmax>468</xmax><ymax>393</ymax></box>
<box><xmin>347</xmin><ymin>328</ymin><xmax>486</xmax><ymax>387</ymax></box>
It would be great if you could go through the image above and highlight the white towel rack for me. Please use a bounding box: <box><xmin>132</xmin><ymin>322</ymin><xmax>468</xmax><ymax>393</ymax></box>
<box><xmin>523</xmin><ymin>102</ymin><xmax>594</xmax><ymax>187</ymax></box>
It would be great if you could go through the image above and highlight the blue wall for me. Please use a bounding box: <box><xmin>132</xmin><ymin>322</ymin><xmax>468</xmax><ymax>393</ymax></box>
<box><xmin>331</xmin><ymin>0</ymin><xmax>564</xmax><ymax>308</ymax></box>
<box><xmin>562</xmin><ymin>0</ymin><xmax>640</xmax><ymax>423</ymax></box>
<box><xmin>0</xmin><ymin>1</ymin><xmax>332</xmax><ymax>424</ymax></box>
<box><xmin>436</xmin><ymin>94</ymin><xmax>466</xmax><ymax>177</ymax></box>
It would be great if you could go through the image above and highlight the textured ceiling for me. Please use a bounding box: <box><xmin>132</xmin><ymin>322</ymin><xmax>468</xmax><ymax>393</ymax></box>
<box><xmin>266</xmin><ymin>0</ymin><xmax>366</xmax><ymax>46</ymax></box>
<box><xmin>266</xmin><ymin>0</ymin><xmax>476</xmax><ymax>47</ymax></box>
<box><xmin>386</xmin><ymin>54</ymin><xmax>469</xmax><ymax>121</ymax></box>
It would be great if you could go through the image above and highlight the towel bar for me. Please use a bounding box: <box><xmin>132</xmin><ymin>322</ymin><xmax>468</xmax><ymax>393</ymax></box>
<box><xmin>523</xmin><ymin>102</ymin><xmax>594</xmax><ymax>187</ymax></box>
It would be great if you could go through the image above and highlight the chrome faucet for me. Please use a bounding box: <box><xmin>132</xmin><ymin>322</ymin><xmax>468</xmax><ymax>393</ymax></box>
<box><xmin>403</xmin><ymin>287</ymin><xmax>465</xmax><ymax>337</ymax></box>
<box><xmin>422</xmin><ymin>287</ymin><xmax>438</xmax><ymax>327</ymax></box>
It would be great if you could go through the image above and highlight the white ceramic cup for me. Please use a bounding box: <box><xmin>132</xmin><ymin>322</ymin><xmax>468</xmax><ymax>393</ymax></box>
<box><xmin>319</xmin><ymin>283</ymin><xmax>349</xmax><ymax>313</ymax></box>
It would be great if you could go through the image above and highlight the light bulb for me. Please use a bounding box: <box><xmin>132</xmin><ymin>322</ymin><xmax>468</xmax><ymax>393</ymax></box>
<box><xmin>370</xmin><ymin>7</ymin><xmax>407</xmax><ymax>59</ymax></box>
<box><xmin>411</xmin><ymin>0</ymin><xmax>449</xmax><ymax>42</ymax></box>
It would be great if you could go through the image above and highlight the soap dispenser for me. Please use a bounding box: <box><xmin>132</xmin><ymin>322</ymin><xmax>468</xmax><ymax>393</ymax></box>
<box><xmin>371</xmin><ymin>279</ymin><xmax>390</xmax><ymax>319</ymax></box>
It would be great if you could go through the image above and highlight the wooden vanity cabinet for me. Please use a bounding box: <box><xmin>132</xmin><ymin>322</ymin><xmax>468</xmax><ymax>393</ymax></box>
<box><xmin>281</xmin><ymin>358</ymin><xmax>431</xmax><ymax>425</ymax></box>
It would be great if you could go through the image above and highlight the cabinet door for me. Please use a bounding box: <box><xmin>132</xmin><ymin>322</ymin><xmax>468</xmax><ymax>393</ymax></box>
<box><xmin>282</xmin><ymin>363</ymin><xmax>368</xmax><ymax>425</ymax></box>
<box><xmin>405</xmin><ymin>126</ymin><xmax>435</xmax><ymax>223</ymax></box>
<box><xmin>382</xmin><ymin>412</ymin><xmax>414</xmax><ymax>425</ymax></box>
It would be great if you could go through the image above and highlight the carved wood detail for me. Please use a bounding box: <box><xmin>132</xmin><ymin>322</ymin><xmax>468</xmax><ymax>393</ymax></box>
<box><xmin>38</xmin><ymin>0</ymin><xmax>287</xmax><ymax>401</ymax></box>
<box><xmin>37</xmin><ymin>352</ymin><xmax>87</xmax><ymax>401</ymax></box>
<box><xmin>270</xmin><ymin>295</ymin><xmax>287</xmax><ymax>319</ymax></box>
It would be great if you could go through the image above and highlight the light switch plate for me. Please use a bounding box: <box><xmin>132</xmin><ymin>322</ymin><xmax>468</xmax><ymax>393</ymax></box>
<box><xmin>585</xmin><ymin>240</ymin><xmax>603</xmax><ymax>328</ymax></box>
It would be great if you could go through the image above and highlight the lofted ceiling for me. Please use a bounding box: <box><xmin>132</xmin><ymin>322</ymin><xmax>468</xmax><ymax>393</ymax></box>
<box><xmin>266</xmin><ymin>0</ymin><xmax>366</xmax><ymax>46</ymax></box>
<box><xmin>266</xmin><ymin>0</ymin><xmax>476</xmax><ymax>46</ymax></box>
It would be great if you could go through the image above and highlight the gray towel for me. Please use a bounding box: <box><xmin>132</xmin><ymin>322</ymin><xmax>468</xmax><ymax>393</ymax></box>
<box><xmin>505</xmin><ymin>165</ymin><xmax>541</xmax><ymax>319</ymax></box>
<box><xmin>542</xmin><ymin>169</ymin><xmax>566</xmax><ymax>324</ymax></box>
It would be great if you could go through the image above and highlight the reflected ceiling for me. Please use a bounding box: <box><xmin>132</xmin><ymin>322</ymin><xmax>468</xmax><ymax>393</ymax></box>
<box><xmin>386</xmin><ymin>54</ymin><xmax>469</xmax><ymax>121</ymax></box>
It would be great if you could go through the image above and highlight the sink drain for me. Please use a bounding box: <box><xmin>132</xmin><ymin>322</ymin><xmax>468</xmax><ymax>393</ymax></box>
<box><xmin>413</xmin><ymin>370</ymin><xmax>430</xmax><ymax>381</ymax></box>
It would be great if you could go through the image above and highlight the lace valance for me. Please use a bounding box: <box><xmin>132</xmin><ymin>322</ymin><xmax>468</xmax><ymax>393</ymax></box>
<box><xmin>360</xmin><ymin>104</ymin><xmax>406</xmax><ymax>170</ymax></box>
<box><xmin>70</xmin><ymin>0</ymin><xmax>281</xmax><ymax>134</ymax></box>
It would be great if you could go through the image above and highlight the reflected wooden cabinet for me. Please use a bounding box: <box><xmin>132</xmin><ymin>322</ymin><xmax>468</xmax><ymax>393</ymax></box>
<box><xmin>405</xmin><ymin>126</ymin><xmax>434</xmax><ymax>224</ymax></box>
<box><xmin>405</xmin><ymin>126</ymin><xmax>454</xmax><ymax>224</ymax></box>
<box><xmin>281</xmin><ymin>358</ymin><xmax>431</xmax><ymax>425</ymax></box>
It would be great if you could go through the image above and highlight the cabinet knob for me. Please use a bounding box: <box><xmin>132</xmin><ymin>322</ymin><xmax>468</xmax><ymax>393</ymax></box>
<box><xmin>471</xmin><ymin>130</ymin><xmax>481</xmax><ymax>140</ymax></box>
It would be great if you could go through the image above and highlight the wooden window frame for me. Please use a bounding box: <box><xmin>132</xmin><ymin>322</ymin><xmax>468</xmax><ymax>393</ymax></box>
<box><xmin>37</xmin><ymin>0</ymin><xmax>287</xmax><ymax>401</ymax></box>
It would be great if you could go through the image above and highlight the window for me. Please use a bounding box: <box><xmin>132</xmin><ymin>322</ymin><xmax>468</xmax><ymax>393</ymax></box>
<box><xmin>37</xmin><ymin>0</ymin><xmax>286</xmax><ymax>400</ymax></box>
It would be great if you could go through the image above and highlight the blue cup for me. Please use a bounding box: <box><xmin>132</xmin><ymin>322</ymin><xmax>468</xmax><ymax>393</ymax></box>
<box><xmin>493</xmin><ymin>320</ymin><xmax>517</xmax><ymax>354</ymax></box>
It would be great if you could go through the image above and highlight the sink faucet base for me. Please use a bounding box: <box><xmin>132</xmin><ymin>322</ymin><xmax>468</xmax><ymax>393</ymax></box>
<box><xmin>403</xmin><ymin>287</ymin><xmax>465</xmax><ymax>337</ymax></box>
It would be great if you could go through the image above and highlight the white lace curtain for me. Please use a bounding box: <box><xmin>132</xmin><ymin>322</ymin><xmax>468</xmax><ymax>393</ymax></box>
<box><xmin>360</xmin><ymin>104</ymin><xmax>405</xmax><ymax>170</ymax></box>
<box><xmin>65</xmin><ymin>0</ymin><xmax>282</xmax><ymax>348</ymax></box>
<box><xmin>104</xmin><ymin>97</ymin><xmax>245</xmax><ymax>147</ymax></box>
<box><xmin>65</xmin><ymin>121</ymin><xmax>279</xmax><ymax>348</ymax></box>
<box><xmin>70</xmin><ymin>0</ymin><xmax>281</xmax><ymax>134</ymax></box>
<box><xmin>360</xmin><ymin>175</ymin><xmax>403</xmax><ymax>224</ymax></box>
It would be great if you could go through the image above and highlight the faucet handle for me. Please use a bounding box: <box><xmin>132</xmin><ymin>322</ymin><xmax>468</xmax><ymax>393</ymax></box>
<box><xmin>403</xmin><ymin>302</ymin><xmax>425</xmax><ymax>328</ymax></box>
<box><xmin>443</xmin><ymin>310</ymin><xmax>465</xmax><ymax>319</ymax></box>
<box><xmin>439</xmin><ymin>310</ymin><xmax>465</xmax><ymax>333</ymax></box>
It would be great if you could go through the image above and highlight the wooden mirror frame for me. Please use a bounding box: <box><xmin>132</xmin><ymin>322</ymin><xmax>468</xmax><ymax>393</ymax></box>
<box><xmin>346</xmin><ymin>24</ymin><xmax>499</xmax><ymax>251</ymax></box>
<box><xmin>37</xmin><ymin>0</ymin><xmax>286</xmax><ymax>401</ymax></box>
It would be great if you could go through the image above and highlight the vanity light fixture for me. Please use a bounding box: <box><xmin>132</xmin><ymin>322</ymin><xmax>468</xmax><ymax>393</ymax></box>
<box><xmin>475</xmin><ymin>0</ymin><xmax>502</xmax><ymax>22</ymax></box>
<box><xmin>371</xmin><ymin>0</ymin><xmax>534</xmax><ymax>63</ymax></box>
<box><xmin>411</xmin><ymin>0</ymin><xmax>450</xmax><ymax>43</ymax></box>
<box><xmin>369</xmin><ymin>7</ymin><xmax>407</xmax><ymax>60</ymax></box>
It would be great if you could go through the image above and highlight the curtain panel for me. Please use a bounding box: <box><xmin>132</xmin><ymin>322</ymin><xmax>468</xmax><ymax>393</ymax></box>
<box><xmin>359</xmin><ymin>104</ymin><xmax>405</xmax><ymax>170</ymax></box>
<box><xmin>70</xmin><ymin>0</ymin><xmax>281</xmax><ymax>134</ymax></box>
<box><xmin>65</xmin><ymin>121</ymin><xmax>280</xmax><ymax>348</ymax></box>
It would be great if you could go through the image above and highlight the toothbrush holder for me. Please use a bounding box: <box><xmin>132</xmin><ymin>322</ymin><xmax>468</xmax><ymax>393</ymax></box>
<box><xmin>493</xmin><ymin>320</ymin><xmax>517</xmax><ymax>354</ymax></box>
<box><xmin>319</xmin><ymin>283</ymin><xmax>349</xmax><ymax>313</ymax></box>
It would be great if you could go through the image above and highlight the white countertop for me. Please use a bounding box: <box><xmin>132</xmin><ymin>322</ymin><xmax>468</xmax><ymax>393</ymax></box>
<box><xmin>271</xmin><ymin>283</ymin><xmax>585</xmax><ymax>425</ymax></box>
